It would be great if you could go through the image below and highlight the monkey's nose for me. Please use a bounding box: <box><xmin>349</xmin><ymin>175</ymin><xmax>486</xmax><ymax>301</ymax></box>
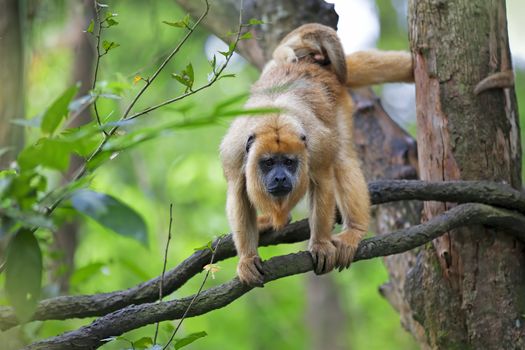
<box><xmin>274</xmin><ymin>175</ymin><xmax>287</xmax><ymax>183</ymax></box>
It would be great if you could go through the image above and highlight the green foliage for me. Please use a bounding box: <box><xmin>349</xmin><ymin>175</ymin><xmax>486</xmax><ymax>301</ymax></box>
<box><xmin>71</xmin><ymin>189</ymin><xmax>148</xmax><ymax>245</ymax></box>
<box><xmin>41</xmin><ymin>84</ymin><xmax>79</xmax><ymax>135</ymax></box>
<box><xmin>173</xmin><ymin>331</ymin><xmax>207</xmax><ymax>349</ymax></box>
<box><xmin>163</xmin><ymin>14</ymin><xmax>191</xmax><ymax>29</ymax></box>
<box><xmin>5</xmin><ymin>229</ymin><xmax>43</xmax><ymax>322</ymax></box>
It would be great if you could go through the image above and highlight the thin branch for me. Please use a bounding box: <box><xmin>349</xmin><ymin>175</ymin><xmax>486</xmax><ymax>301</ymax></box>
<box><xmin>42</xmin><ymin>0</ymin><xmax>212</xmax><ymax>217</ymax></box>
<box><xmin>163</xmin><ymin>237</ymin><xmax>222</xmax><ymax>350</ymax></box>
<box><xmin>2</xmin><ymin>180</ymin><xmax>524</xmax><ymax>330</ymax></box>
<box><xmin>22</xmin><ymin>203</ymin><xmax>525</xmax><ymax>350</ymax></box>
<box><xmin>91</xmin><ymin>0</ymin><xmax>107</xmax><ymax>134</ymax></box>
<box><xmin>153</xmin><ymin>204</ymin><xmax>174</xmax><ymax>344</ymax></box>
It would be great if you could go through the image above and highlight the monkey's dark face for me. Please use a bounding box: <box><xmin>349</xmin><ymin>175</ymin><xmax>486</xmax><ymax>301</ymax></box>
<box><xmin>258</xmin><ymin>154</ymin><xmax>299</xmax><ymax>197</ymax></box>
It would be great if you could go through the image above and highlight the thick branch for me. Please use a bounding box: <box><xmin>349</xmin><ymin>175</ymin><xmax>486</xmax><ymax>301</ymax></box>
<box><xmin>1</xmin><ymin>180</ymin><xmax>524</xmax><ymax>330</ymax></box>
<box><xmin>24</xmin><ymin>203</ymin><xmax>525</xmax><ymax>350</ymax></box>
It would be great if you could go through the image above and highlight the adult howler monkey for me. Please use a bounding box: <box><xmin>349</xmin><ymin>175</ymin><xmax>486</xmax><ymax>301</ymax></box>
<box><xmin>220</xmin><ymin>23</ymin><xmax>413</xmax><ymax>286</ymax></box>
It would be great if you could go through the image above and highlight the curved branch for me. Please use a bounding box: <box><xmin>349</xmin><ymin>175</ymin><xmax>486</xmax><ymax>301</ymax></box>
<box><xmin>369</xmin><ymin>180</ymin><xmax>525</xmax><ymax>214</ymax></box>
<box><xmin>1</xmin><ymin>180</ymin><xmax>524</xmax><ymax>330</ymax></box>
<box><xmin>23</xmin><ymin>203</ymin><xmax>525</xmax><ymax>350</ymax></box>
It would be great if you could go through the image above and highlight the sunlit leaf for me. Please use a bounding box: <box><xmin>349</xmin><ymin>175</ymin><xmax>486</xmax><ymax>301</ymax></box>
<box><xmin>106</xmin><ymin>17</ymin><xmax>119</xmax><ymax>27</ymax></box>
<box><xmin>240</xmin><ymin>31</ymin><xmax>253</xmax><ymax>40</ymax></box>
<box><xmin>86</xmin><ymin>19</ymin><xmax>95</xmax><ymax>33</ymax></box>
<box><xmin>193</xmin><ymin>240</ymin><xmax>213</xmax><ymax>252</ymax></box>
<box><xmin>248</xmin><ymin>18</ymin><xmax>264</xmax><ymax>25</ymax></box>
<box><xmin>71</xmin><ymin>189</ymin><xmax>148</xmax><ymax>245</ymax></box>
<box><xmin>102</xmin><ymin>40</ymin><xmax>120</xmax><ymax>53</ymax></box>
<box><xmin>41</xmin><ymin>84</ymin><xmax>79</xmax><ymax>135</ymax></box>
<box><xmin>185</xmin><ymin>63</ymin><xmax>194</xmax><ymax>84</ymax></box>
<box><xmin>174</xmin><ymin>331</ymin><xmax>207</xmax><ymax>349</ymax></box>
<box><xmin>5</xmin><ymin>229</ymin><xmax>43</xmax><ymax>322</ymax></box>
<box><xmin>133</xmin><ymin>75</ymin><xmax>142</xmax><ymax>84</ymax></box>
<box><xmin>218</xmin><ymin>73</ymin><xmax>236</xmax><ymax>80</ymax></box>
<box><xmin>162</xmin><ymin>15</ymin><xmax>190</xmax><ymax>28</ymax></box>
<box><xmin>203</xmin><ymin>263</ymin><xmax>221</xmax><ymax>279</ymax></box>
<box><xmin>133</xmin><ymin>337</ymin><xmax>153</xmax><ymax>349</ymax></box>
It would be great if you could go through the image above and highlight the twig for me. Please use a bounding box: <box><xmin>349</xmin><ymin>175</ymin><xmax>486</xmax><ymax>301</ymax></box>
<box><xmin>21</xmin><ymin>203</ymin><xmax>525</xmax><ymax>350</ymax></box>
<box><xmin>91</xmin><ymin>0</ymin><xmax>107</xmax><ymax>135</ymax></box>
<box><xmin>126</xmin><ymin>0</ymin><xmax>246</xmax><ymax>121</ymax></box>
<box><xmin>42</xmin><ymin>0</ymin><xmax>212</xmax><ymax>216</ymax></box>
<box><xmin>162</xmin><ymin>237</ymin><xmax>222</xmax><ymax>350</ymax></box>
<box><xmin>153</xmin><ymin>203</ymin><xmax>174</xmax><ymax>345</ymax></box>
<box><xmin>3</xmin><ymin>180</ymin><xmax>524</xmax><ymax>330</ymax></box>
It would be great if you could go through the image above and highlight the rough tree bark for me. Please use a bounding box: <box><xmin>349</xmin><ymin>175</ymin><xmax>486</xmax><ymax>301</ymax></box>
<box><xmin>406</xmin><ymin>0</ymin><xmax>524</xmax><ymax>348</ymax></box>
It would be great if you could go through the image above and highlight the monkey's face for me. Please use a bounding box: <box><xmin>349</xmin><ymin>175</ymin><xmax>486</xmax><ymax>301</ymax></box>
<box><xmin>258</xmin><ymin>153</ymin><xmax>299</xmax><ymax>197</ymax></box>
<box><xmin>245</xmin><ymin>121</ymin><xmax>308</xmax><ymax>213</ymax></box>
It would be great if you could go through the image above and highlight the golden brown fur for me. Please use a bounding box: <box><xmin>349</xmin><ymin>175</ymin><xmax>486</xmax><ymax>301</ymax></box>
<box><xmin>220</xmin><ymin>23</ymin><xmax>414</xmax><ymax>286</ymax></box>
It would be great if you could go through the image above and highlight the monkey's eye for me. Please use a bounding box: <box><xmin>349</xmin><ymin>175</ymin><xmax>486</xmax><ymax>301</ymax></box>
<box><xmin>284</xmin><ymin>158</ymin><xmax>294</xmax><ymax>166</ymax></box>
<box><xmin>264</xmin><ymin>158</ymin><xmax>275</xmax><ymax>167</ymax></box>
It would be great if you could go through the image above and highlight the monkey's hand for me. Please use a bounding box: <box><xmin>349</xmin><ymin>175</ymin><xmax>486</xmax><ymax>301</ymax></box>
<box><xmin>237</xmin><ymin>255</ymin><xmax>265</xmax><ymax>287</ymax></box>
<box><xmin>308</xmin><ymin>239</ymin><xmax>337</xmax><ymax>275</ymax></box>
<box><xmin>331</xmin><ymin>230</ymin><xmax>362</xmax><ymax>272</ymax></box>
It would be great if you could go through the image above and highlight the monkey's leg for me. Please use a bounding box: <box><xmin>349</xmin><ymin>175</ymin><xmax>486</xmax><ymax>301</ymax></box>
<box><xmin>308</xmin><ymin>168</ymin><xmax>337</xmax><ymax>274</ymax></box>
<box><xmin>226</xmin><ymin>179</ymin><xmax>264</xmax><ymax>287</ymax></box>
<box><xmin>333</xmin><ymin>156</ymin><xmax>370</xmax><ymax>271</ymax></box>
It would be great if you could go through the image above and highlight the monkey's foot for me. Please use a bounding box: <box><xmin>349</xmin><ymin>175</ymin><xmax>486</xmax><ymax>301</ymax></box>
<box><xmin>308</xmin><ymin>239</ymin><xmax>337</xmax><ymax>275</ymax></box>
<box><xmin>331</xmin><ymin>230</ymin><xmax>361</xmax><ymax>271</ymax></box>
<box><xmin>237</xmin><ymin>255</ymin><xmax>265</xmax><ymax>287</ymax></box>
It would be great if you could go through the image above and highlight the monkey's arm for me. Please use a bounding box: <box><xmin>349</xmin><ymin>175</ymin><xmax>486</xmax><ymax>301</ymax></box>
<box><xmin>307</xmin><ymin>168</ymin><xmax>337</xmax><ymax>274</ymax></box>
<box><xmin>226</xmin><ymin>178</ymin><xmax>265</xmax><ymax>286</ymax></box>
<box><xmin>346</xmin><ymin>50</ymin><xmax>414</xmax><ymax>88</ymax></box>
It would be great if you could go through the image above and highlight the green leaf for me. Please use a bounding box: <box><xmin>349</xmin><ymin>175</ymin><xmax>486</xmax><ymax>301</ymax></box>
<box><xmin>132</xmin><ymin>337</ymin><xmax>153</xmax><ymax>349</ymax></box>
<box><xmin>240</xmin><ymin>31</ymin><xmax>253</xmax><ymax>40</ymax></box>
<box><xmin>209</xmin><ymin>55</ymin><xmax>216</xmax><ymax>71</ymax></box>
<box><xmin>185</xmin><ymin>63</ymin><xmax>194</xmax><ymax>84</ymax></box>
<box><xmin>102</xmin><ymin>40</ymin><xmax>120</xmax><ymax>53</ymax></box>
<box><xmin>162</xmin><ymin>15</ymin><xmax>190</xmax><ymax>28</ymax></box>
<box><xmin>71</xmin><ymin>189</ymin><xmax>148</xmax><ymax>245</ymax></box>
<box><xmin>5</xmin><ymin>229</ymin><xmax>43</xmax><ymax>322</ymax></box>
<box><xmin>18</xmin><ymin>138</ymin><xmax>71</xmax><ymax>171</ymax></box>
<box><xmin>193</xmin><ymin>240</ymin><xmax>213</xmax><ymax>252</ymax></box>
<box><xmin>106</xmin><ymin>17</ymin><xmax>119</xmax><ymax>27</ymax></box>
<box><xmin>218</xmin><ymin>73</ymin><xmax>236</xmax><ymax>80</ymax></box>
<box><xmin>228</xmin><ymin>41</ymin><xmax>236</xmax><ymax>53</ymax></box>
<box><xmin>174</xmin><ymin>331</ymin><xmax>207</xmax><ymax>350</ymax></box>
<box><xmin>41</xmin><ymin>84</ymin><xmax>79</xmax><ymax>135</ymax></box>
<box><xmin>248</xmin><ymin>18</ymin><xmax>264</xmax><ymax>25</ymax></box>
<box><xmin>70</xmin><ymin>262</ymin><xmax>105</xmax><ymax>286</ymax></box>
<box><xmin>86</xmin><ymin>19</ymin><xmax>95</xmax><ymax>33</ymax></box>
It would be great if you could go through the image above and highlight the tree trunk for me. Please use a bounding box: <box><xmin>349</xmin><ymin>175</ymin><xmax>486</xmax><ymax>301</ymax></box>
<box><xmin>50</xmin><ymin>0</ymin><xmax>95</xmax><ymax>294</ymax></box>
<box><xmin>0</xmin><ymin>0</ymin><xmax>25</xmax><ymax>168</ymax></box>
<box><xmin>407</xmin><ymin>0</ymin><xmax>524</xmax><ymax>348</ymax></box>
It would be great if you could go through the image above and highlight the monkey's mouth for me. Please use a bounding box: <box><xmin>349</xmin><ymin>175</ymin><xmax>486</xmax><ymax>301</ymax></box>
<box><xmin>268</xmin><ymin>186</ymin><xmax>292</xmax><ymax>197</ymax></box>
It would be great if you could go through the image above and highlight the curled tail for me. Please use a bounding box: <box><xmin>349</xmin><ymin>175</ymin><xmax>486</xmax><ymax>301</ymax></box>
<box><xmin>273</xmin><ymin>23</ymin><xmax>414</xmax><ymax>87</ymax></box>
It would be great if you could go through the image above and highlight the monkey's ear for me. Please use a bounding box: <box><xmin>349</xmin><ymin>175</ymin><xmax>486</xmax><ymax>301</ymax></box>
<box><xmin>300</xmin><ymin>134</ymin><xmax>307</xmax><ymax>147</ymax></box>
<box><xmin>246</xmin><ymin>134</ymin><xmax>255</xmax><ymax>153</ymax></box>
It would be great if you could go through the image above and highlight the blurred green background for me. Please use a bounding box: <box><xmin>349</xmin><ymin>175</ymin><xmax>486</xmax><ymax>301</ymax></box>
<box><xmin>1</xmin><ymin>0</ymin><xmax>524</xmax><ymax>349</ymax></box>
